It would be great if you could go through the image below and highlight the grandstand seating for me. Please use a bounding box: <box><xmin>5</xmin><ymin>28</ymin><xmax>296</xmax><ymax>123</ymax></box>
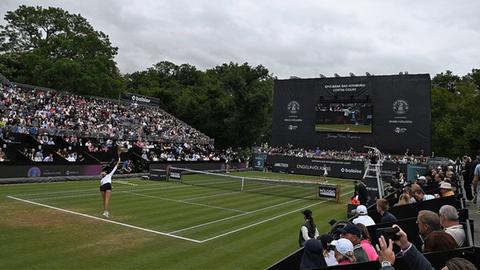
<box><xmin>268</xmin><ymin>168</ymin><xmax>480</xmax><ymax>270</ymax></box>
<box><xmin>0</xmin><ymin>79</ymin><xmax>244</xmax><ymax>173</ymax></box>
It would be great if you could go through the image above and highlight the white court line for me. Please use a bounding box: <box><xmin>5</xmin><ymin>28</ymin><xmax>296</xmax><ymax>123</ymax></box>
<box><xmin>169</xmin><ymin>197</ymin><xmax>304</xmax><ymax>234</ymax></box>
<box><xmin>197</xmin><ymin>190</ymin><xmax>354</xmax><ymax>243</ymax></box>
<box><xmin>27</xmin><ymin>185</ymin><xmax>231</xmax><ymax>201</ymax></box>
<box><xmin>182</xmin><ymin>185</ymin><xmax>276</xmax><ymax>202</ymax></box>
<box><xmin>6</xmin><ymin>195</ymin><xmax>201</xmax><ymax>243</ymax></box>
<box><xmin>14</xmin><ymin>182</ymin><xmax>186</xmax><ymax>199</ymax></box>
<box><xmin>25</xmin><ymin>184</ymin><xmax>249</xmax><ymax>205</ymax></box>
<box><xmin>113</xmin><ymin>180</ymin><xmax>138</xmax><ymax>186</ymax></box>
<box><xmin>31</xmin><ymin>192</ymin><xmax>100</xmax><ymax>200</ymax></box>
<box><xmin>14</xmin><ymin>182</ymin><xmax>172</xmax><ymax>197</ymax></box>
<box><xmin>123</xmin><ymin>191</ymin><xmax>247</xmax><ymax>213</ymax></box>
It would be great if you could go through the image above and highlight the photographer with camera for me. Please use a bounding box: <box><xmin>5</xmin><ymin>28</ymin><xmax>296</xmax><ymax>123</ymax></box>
<box><xmin>376</xmin><ymin>225</ymin><xmax>434</xmax><ymax>270</ymax></box>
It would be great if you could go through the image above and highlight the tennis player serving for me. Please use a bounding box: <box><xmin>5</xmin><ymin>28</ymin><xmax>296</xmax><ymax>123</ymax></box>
<box><xmin>100</xmin><ymin>156</ymin><xmax>121</xmax><ymax>218</ymax></box>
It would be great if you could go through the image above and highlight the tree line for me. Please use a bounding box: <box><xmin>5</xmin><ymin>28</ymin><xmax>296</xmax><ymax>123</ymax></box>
<box><xmin>0</xmin><ymin>5</ymin><xmax>479</xmax><ymax>157</ymax></box>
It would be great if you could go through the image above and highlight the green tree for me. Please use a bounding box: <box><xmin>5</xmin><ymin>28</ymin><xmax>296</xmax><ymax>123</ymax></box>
<box><xmin>125</xmin><ymin>61</ymin><xmax>273</xmax><ymax>149</ymax></box>
<box><xmin>431</xmin><ymin>70</ymin><xmax>480</xmax><ymax>158</ymax></box>
<box><xmin>0</xmin><ymin>5</ymin><xmax>123</xmax><ymax>97</ymax></box>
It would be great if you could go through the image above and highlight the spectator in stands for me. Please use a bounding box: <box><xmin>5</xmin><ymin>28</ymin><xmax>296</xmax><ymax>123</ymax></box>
<box><xmin>376</xmin><ymin>198</ymin><xmax>397</xmax><ymax>223</ymax></box>
<box><xmin>299</xmin><ymin>239</ymin><xmax>327</xmax><ymax>270</ymax></box>
<box><xmin>439</xmin><ymin>182</ymin><xmax>455</xmax><ymax>197</ymax></box>
<box><xmin>43</xmin><ymin>153</ymin><xmax>54</xmax><ymax>162</ymax></box>
<box><xmin>120</xmin><ymin>159</ymin><xmax>132</xmax><ymax>173</ymax></box>
<box><xmin>413</xmin><ymin>187</ymin><xmax>435</xmax><ymax>202</ymax></box>
<box><xmin>376</xmin><ymin>225</ymin><xmax>434</xmax><ymax>270</ymax></box>
<box><xmin>356</xmin><ymin>223</ymin><xmax>378</xmax><ymax>261</ymax></box>
<box><xmin>34</xmin><ymin>149</ymin><xmax>44</xmax><ymax>162</ymax></box>
<box><xmin>423</xmin><ymin>230</ymin><xmax>458</xmax><ymax>252</ymax></box>
<box><xmin>26</xmin><ymin>148</ymin><xmax>35</xmax><ymax>160</ymax></box>
<box><xmin>442</xmin><ymin>257</ymin><xmax>477</xmax><ymax>270</ymax></box>
<box><xmin>47</xmin><ymin>137</ymin><xmax>55</xmax><ymax>145</ymax></box>
<box><xmin>417</xmin><ymin>210</ymin><xmax>442</xmax><ymax>251</ymax></box>
<box><xmin>318</xmin><ymin>234</ymin><xmax>338</xmax><ymax>266</ymax></box>
<box><xmin>330</xmin><ymin>238</ymin><xmax>356</xmax><ymax>265</ymax></box>
<box><xmin>354</xmin><ymin>181</ymin><xmax>369</xmax><ymax>205</ymax></box>
<box><xmin>66</xmin><ymin>152</ymin><xmax>77</xmax><ymax>162</ymax></box>
<box><xmin>472</xmin><ymin>161</ymin><xmax>480</xmax><ymax>207</ymax></box>
<box><xmin>395</xmin><ymin>193</ymin><xmax>411</xmax><ymax>206</ymax></box>
<box><xmin>462</xmin><ymin>156</ymin><xmax>474</xmax><ymax>201</ymax></box>
<box><xmin>403</xmin><ymin>186</ymin><xmax>417</xmax><ymax>203</ymax></box>
<box><xmin>338</xmin><ymin>224</ymin><xmax>369</xmax><ymax>263</ymax></box>
<box><xmin>0</xmin><ymin>148</ymin><xmax>5</xmax><ymax>161</ymax></box>
<box><xmin>352</xmin><ymin>205</ymin><xmax>376</xmax><ymax>226</ymax></box>
<box><xmin>439</xmin><ymin>205</ymin><xmax>466</xmax><ymax>247</ymax></box>
<box><xmin>299</xmin><ymin>209</ymin><xmax>320</xmax><ymax>247</ymax></box>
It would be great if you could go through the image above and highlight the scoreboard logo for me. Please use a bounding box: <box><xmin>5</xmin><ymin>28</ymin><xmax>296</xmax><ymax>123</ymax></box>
<box><xmin>392</xmin><ymin>99</ymin><xmax>409</xmax><ymax>115</ymax></box>
<box><xmin>287</xmin><ymin>101</ymin><xmax>300</xmax><ymax>114</ymax></box>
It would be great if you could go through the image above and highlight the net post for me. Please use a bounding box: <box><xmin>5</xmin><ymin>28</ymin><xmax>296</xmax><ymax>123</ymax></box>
<box><xmin>166</xmin><ymin>165</ymin><xmax>170</xmax><ymax>181</ymax></box>
<box><xmin>241</xmin><ymin>177</ymin><xmax>245</xmax><ymax>191</ymax></box>
<box><xmin>336</xmin><ymin>184</ymin><xmax>341</xmax><ymax>204</ymax></box>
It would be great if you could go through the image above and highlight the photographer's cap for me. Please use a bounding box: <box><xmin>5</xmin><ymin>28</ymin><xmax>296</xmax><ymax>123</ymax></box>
<box><xmin>301</xmin><ymin>209</ymin><xmax>313</xmax><ymax>216</ymax></box>
<box><xmin>356</xmin><ymin>205</ymin><xmax>368</xmax><ymax>215</ymax></box>
<box><xmin>330</xmin><ymin>238</ymin><xmax>353</xmax><ymax>256</ymax></box>
<box><xmin>337</xmin><ymin>224</ymin><xmax>362</xmax><ymax>238</ymax></box>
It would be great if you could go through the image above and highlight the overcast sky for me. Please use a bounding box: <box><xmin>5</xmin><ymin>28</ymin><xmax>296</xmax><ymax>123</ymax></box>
<box><xmin>1</xmin><ymin>1</ymin><xmax>479</xmax><ymax>79</ymax></box>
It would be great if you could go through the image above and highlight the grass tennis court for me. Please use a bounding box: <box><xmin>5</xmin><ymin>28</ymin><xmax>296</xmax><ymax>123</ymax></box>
<box><xmin>315</xmin><ymin>124</ymin><xmax>372</xmax><ymax>133</ymax></box>
<box><xmin>0</xmin><ymin>171</ymin><xmax>355</xmax><ymax>270</ymax></box>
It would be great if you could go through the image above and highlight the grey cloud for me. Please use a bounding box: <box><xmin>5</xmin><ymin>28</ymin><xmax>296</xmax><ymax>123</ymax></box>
<box><xmin>1</xmin><ymin>0</ymin><xmax>479</xmax><ymax>78</ymax></box>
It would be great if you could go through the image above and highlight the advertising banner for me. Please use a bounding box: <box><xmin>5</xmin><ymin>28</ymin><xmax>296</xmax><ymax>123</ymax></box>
<box><xmin>120</xmin><ymin>92</ymin><xmax>161</xmax><ymax>106</ymax></box>
<box><xmin>167</xmin><ymin>167</ymin><xmax>182</xmax><ymax>181</ymax></box>
<box><xmin>266</xmin><ymin>155</ymin><xmax>364</xmax><ymax>180</ymax></box>
<box><xmin>407</xmin><ymin>164</ymin><xmax>429</xmax><ymax>182</ymax></box>
<box><xmin>0</xmin><ymin>164</ymin><xmax>102</xmax><ymax>178</ymax></box>
<box><xmin>253</xmin><ymin>153</ymin><xmax>268</xmax><ymax>171</ymax></box>
<box><xmin>318</xmin><ymin>184</ymin><xmax>340</xmax><ymax>203</ymax></box>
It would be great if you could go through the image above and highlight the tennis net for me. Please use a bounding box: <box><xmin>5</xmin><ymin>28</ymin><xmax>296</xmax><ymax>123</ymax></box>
<box><xmin>168</xmin><ymin>167</ymin><xmax>323</xmax><ymax>200</ymax></box>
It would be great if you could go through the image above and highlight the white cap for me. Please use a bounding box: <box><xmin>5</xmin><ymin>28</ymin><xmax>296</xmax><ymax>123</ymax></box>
<box><xmin>440</xmin><ymin>181</ymin><xmax>452</xmax><ymax>190</ymax></box>
<box><xmin>418</xmin><ymin>176</ymin><xmax>426</xmax><ymax>180</ymax></box>
<box><xmin>330</xmin><ymin>238</ymin><xmax>354</xmax><ymax>256</ymax></box>
<box><xmin>356</xmin><ymin>205</ymin><xmax>368</xmax><ymax>215</ymax></box>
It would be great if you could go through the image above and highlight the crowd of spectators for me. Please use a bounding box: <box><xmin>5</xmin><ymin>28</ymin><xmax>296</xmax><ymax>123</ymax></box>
<box><xmin>297</xmin><ymin>161</ymin><xmax>477</xmax><ymax>270</ymax></box>
<box><xmin>0</xmin><ymin>83</ymin><xmax>211</xmax><ymax>144</ymax></box>
<box><xmin>259</xmin><ymin>143</ymin><xmax>428</xmax><ymax>164</ymax></box>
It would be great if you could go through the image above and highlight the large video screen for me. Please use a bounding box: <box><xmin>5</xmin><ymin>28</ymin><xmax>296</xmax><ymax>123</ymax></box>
<box><xmin>315</xmin><ymin>102</ymin><xmax>373</xmax><ymax>133</ymax></box>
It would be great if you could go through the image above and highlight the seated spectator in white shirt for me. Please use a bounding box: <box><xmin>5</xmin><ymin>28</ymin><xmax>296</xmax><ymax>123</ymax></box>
<box><xmin>47</xmin><ymin>137</ymin><xmax>55</xmax><ymax>145</ymax></box>
<box><xmin>43</xmin><ymin>153</ymin><xmax>54</xmax><ymax>162</ymax></box>
<box><xmin>352</xmin><ymin>205</ymin><xmax>376</xmax><ymax>227</ymax></box>
<box><xmin>439</xmin><ymin>205</ymin><xmax>466</xmax><ymax>247</ymax></box>
<box><xmin>0</xmin><ymin>149</ymin><xmax>6</xmax><ymax>161</ymax></box>
<box><xmin>413</xmin><ymin>188</ymin><xmax>435</xmax><ymax>202</ymax></box>
<box><xmin>66</xmin><ymin>153</ymin><xmax>76</xmax><ymax>162</ymax></box>
<box><xmin>34</xmin><ymin>150</ymin><xmax>44</xmax><ymax>162</ymax></box>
